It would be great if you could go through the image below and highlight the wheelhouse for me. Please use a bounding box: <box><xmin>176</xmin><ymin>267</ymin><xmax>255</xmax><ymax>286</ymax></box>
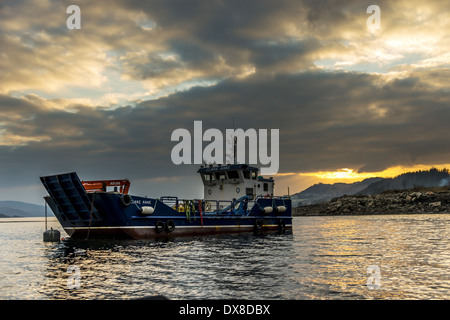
<box><xmin>198</xmin><ymin>164</ymin><xmax>274</xmax><ymax>201</ymax></box>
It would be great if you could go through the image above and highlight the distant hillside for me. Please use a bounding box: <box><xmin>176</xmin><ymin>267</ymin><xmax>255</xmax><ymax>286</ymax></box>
<box><xmin>290</xmin><ymin>177</ymin><xmax>383</xmax><ymax>206</ymax></box>
<box><xmin>0</xmin><ymin>201</ymin><xmax>47</xmax><ymax>217</ymax></box>
<box><xmin>358</xmin><ymin>168</ymin><xmax>450</xmax><ymax>195</ymax></box>
<box><xmin>292</xmin><ymin>168</ymin><xmax>450</xmax><ymax>206</ymax></box>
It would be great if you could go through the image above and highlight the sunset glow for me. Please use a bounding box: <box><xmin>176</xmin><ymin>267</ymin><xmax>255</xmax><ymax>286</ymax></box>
<box><xmin>298</xmin><ymin>164</ymin><xmax>450</xmax><ymax>181</ymax></box>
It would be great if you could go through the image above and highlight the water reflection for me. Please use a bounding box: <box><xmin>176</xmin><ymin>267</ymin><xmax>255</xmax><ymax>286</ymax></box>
<box><xmin>28</xmin><ymin>214</ymin><xmax>450</xmax><ymax>300</ymax></box>
<box><xmin>290</xmin><ymin>215</ymin><xmax>450</xmax><ymax>299</ymax></box>
<box><xmin>39</xmin><ymin>234</ymin><xmax>297</xmax><ymax>299</ymax></box>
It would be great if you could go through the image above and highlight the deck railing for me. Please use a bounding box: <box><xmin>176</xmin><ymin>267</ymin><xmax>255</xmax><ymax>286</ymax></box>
<box><xmin>159</xmin><ymin>195</ymin><xmax>290</xmax><ymax>215</ymax></box>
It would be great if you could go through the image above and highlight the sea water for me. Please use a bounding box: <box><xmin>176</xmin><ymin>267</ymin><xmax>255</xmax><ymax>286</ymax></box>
<box><xmin>0</xmin><ymin>214</ymin><xmax>448</xmax><ymax>299</ymax></box>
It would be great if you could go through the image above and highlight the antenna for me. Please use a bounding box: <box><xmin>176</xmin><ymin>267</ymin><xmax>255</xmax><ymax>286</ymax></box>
<box><xmin>234</xmin><ymin>136</ymin><xmax>237</xmax><ymax>164</ymax></box>
<box><xmin>232</xmin><ymin>117</ymin><xmax>237</xmax><ymax>164</ymax></box>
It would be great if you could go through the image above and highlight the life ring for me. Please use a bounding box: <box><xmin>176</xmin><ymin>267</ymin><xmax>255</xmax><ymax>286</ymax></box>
<box><xmin>278</xmin><ymin>219</ymin><xmax>286</xmax><ymax>234</ymax></box>
<box><xmin>165</xmin><ymin>220</ymin><xmax>176</xmax><ymax>233</ymax></box>
<box><xmin>155</xmin><ymin>221</ymin><xmax>165</xmax><ymax>233</ymax></box>
<box><xmin>120</xmin><ymin>194</ymin><xmax>132</xmax><ymax>206</ymax></box>
<box><xmin>254</xmin><ymin>219</ymin><xmax>263</xmax><ymax>235</ymax></box>
<box><xmin>264</xmin><ymin>194</ymin><xmax>271</xmax><ymax>199</ymax></box>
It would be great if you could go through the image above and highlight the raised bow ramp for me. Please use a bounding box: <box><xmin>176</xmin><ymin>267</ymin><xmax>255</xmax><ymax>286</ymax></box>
<box><xmin>40</xmin><ymin>172</ymin><xmax>98</xmax><ymax>222</ymax></box>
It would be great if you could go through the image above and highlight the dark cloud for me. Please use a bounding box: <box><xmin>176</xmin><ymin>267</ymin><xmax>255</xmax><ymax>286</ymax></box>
<box><xmin>2</xmin><ymin>69</ymin><xmax>450</xmax><ymax>194</ymax></box>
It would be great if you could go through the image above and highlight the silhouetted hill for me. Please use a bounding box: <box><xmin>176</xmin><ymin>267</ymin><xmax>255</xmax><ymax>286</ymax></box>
<box><xmin>292</xmin><ymin>168</ymin><xmax>450</xmax><ymax>206</ymax></box>
<box><xmin>358</xmin><ymin>168</ymin><xmax>450</xmax><ymax>195</ymax></box>
<box><xmin>0</xmin><ymin>201</ymin><xmax>47</xmax><ymax>217</ymax></box>
<box><xmin>290</xmin><ymin>177</ymin><xmax>383</xmax><ymax>206</ymax></box>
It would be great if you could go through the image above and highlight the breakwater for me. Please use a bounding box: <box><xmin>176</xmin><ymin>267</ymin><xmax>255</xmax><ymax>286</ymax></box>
<box><xmin>293</xmin><ymin>187</ymin><xmax>450</xmax><ymax>216</ymax></box>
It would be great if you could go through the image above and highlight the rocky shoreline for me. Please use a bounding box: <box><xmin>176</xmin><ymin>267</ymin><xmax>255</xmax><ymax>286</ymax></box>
<box><xmin>293</xmin><ymin>187</ymin><xmax>450</xmax><ymax>216</ymax></box>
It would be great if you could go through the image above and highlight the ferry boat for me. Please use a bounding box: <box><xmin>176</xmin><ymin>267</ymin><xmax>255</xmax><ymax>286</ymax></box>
<box><xmin>40</xmin><ymin>164</ymin><xmax>292</xmax><ymax>239</ymax></box>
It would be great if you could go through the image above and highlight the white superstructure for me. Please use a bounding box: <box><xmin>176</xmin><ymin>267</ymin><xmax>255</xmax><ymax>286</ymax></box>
<box><xmin>198</xmin><ymin>164</ymin><xmax>274</xmax><ymax>201</ymax></box>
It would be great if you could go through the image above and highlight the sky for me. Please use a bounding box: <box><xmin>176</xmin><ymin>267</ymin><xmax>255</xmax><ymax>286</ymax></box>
<box><xmin>0</xmin><ymin>0</ymin><xmax>449</xmax><ymax>205</ymax></box>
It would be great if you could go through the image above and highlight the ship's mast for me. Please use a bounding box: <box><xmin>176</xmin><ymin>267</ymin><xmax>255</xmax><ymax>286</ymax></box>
<box><xmin>233</xmin><ymin>136</ymin><xmax>237</xmax><ymax>164</ymax></box>
<box><xmin>232</xmin><ymin>117</ymin><xmax>237</xmax><ymax>165</ymax></box>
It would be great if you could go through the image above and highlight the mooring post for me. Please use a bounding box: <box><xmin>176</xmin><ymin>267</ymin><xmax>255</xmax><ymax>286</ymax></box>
<box><xmin>45</xmin><ymin>201</ymin><xmax>47</xmax><ymax>231</ymax></box>
<box><xmin>43</xmin><ymin>200</ymin><xmax>60</xmax><ymax>242</ymax></box>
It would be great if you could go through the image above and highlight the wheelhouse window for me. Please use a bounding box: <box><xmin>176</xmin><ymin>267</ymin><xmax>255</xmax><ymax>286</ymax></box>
<box><xmin>251</xmin><ymin>171</ymin><xmax>258</xmax><ymax>180</ymax></box>
<box><xmin>243</xmin><ymin>170</ymin><xmax>250</xmax><ymax>179</ymax></box>
<box><xmin>215</xmin><ymin>172</ymin><xmax>226</xmax><ymax>180</ymax></box>
<box><xmin>204</xmin><ymin>173</ymin><xmax>215</xmax><ymax>182</ymax></box>
<box><xmin>227</xmin><ymin>170</ymin><xmax>239</xmax><ymax>179</ymax></box>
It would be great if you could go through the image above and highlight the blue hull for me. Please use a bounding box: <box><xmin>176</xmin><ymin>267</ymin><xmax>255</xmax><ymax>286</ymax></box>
<box><xmin>41</xmin><ymin>173</ymin><xmax>292</xmax><ymax>239</ymax></box>
<box><xmin>45</xmin><ymin>193</ymin><xmax>292</xmax><ymax>239</ymax></box>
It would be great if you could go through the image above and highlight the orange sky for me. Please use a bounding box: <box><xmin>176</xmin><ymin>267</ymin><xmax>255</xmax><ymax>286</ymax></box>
<box><xmin>275</xmin><ymin>164</ymin><xmax>450</xmax><ymax>195</ymax></box>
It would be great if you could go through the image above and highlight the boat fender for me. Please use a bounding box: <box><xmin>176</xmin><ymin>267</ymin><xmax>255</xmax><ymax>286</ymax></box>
<box><xmin>43</xmin><ymin>227</ymin><xmax>61</xmax><ymax>242</ymax></box>
<box><xmin>276</xmin><ymin>206</ymin><xmax>286</xmax><ymax>213</ymax></box>
<box><xmin>278</xmin><ymin>219</ymin><xmax>286</xmax><ymax>234</ymax></box>
<box><xmin>262</xmin><ymin>206</ymin><xmax>273</xmax><ymax>214</ymax></box>
<box><xmin>120</xmin><ymin>194</ymin><xmax>132</xmax><ymax>206</ymax></box>
<box><xmin>140</xmin><ymin>206</ymin><xmax>154</xmax><ymax>215</ymax></box>
<box><xmin>155</xmin><ymin>221</ymin><xmax>165</xmax><ymax>233</ymax></box>
<box><xmin>165</xmin><ymin>220</ymin><xmax>175</xmax><ymax>233</ymax></box>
